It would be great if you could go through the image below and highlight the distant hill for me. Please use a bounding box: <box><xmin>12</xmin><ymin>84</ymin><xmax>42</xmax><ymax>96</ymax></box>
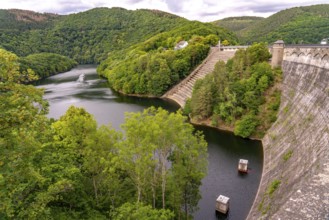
<box><xmin>0</xmin><ymin>9</ymin><xmax>58</xmax><ymax>30</ymax></box>
<box><xmin>0</xmin><ymin>8</ymin><xmax>237</xmax><ymax>64</ymax></box>
<box><xmin>0</xmin><ymin>8</ymin><xmax>189</xmax><ymax>63</ymax></box>
<box><xmin>213</xmin><ymin>4</ymin><xmax>329</xmax><ymax>44</ymax></box>
<box><xmin>212</xmin><ymin>16</ymin><xmax>264</xmax><ymax>32</ymax></box>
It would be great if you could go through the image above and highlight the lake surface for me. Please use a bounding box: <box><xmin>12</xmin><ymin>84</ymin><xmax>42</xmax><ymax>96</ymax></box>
<box><xmin>37</xmin><ymin>65</ymin><xmax>263</xmax><ymax>220</ymax></box>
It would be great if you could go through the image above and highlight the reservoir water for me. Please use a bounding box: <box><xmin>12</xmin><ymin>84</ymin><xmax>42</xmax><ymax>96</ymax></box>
<box><xmin>37</xmin><ymin>65</ymin><xmax>263</xmax><ymax>220</ymax></box>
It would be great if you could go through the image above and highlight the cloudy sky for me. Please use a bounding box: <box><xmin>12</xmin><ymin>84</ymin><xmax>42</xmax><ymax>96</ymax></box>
<box><xmin>1</xmin><ymin>0</ymin><xmax>328</xmax><ymax>21</ymax></box>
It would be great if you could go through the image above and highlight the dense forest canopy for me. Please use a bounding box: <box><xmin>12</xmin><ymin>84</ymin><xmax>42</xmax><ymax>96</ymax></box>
<box><xmin>98</xmin><ymin>21</ymin><xmax>237</xmax><ymax>96</ymax></box>
<box><xmin>0</xmin><ymin>48</ymin><xmax>77</xmax><ymax>81</ymax></box>
<box><xmin>214</xmin><ymin>4</ymin><xmax>329</xmax><ymax>44</ymax></box>
<box><xmin>0</xmin><ymin>7</ymin><xmax>236</xmax><ymax>64</ymax></box>
<box><xmin>184</xmin><ymin>43</ymin><xmax>282</xmax><ymax>138</ymax></box>
<box><xmin>0</xmin><ymin>49</ymin><xmax>208</xmax><ymax>219</ymax></box>
<box><xmin>212</xmin><ymin>16</ymin><xmax>264</xmax><ymax>32</ymax></box>
<box><xmin>19</xmin><ymin>53</ymin><xmax>77</xmax><ymax>79</ymax></box>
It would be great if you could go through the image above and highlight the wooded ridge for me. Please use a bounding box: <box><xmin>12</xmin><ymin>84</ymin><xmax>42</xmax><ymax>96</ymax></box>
<box><xmin>213</xmin><ymin>4</ymin><xmax>329</xmax><ymax>44</ymax></box>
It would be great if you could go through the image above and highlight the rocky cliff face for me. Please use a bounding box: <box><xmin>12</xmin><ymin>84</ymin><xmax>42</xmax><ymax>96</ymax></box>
<box><xmin>248</xmin><ymin>49</ymin><xmax>329</xmax><ymax>219</ymax></box>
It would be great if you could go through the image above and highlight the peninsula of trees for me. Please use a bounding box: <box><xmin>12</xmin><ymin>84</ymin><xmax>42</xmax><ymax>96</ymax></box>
<box><xmin>185</xmin><ymin>43</ymin><xmax>282</xmax><ymax>138</ymax></box>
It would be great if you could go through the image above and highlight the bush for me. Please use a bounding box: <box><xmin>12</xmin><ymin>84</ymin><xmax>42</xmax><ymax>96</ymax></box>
<box><xmin>267</xmin><ymin>179</ymin><xmax>281</xmax><ymax>197</ymax></box>
<box><xmin>234</xmin><ymin>113</ymin><xmax>259</xmax><ymax>138</ymax></box>
<box><xmin>282</xmin><ymin>150</ymin><xmax>293</xmax><ymax>161</ymax></box>
<box><xmin>183</xmin><ymin>99</ymin><xmax>192</xmax><ymax>115</ymax></box>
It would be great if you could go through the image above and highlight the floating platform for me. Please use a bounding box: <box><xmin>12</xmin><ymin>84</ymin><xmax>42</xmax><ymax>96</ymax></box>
<box><xmin>216</xmin><ymin>195</ymin><xmax>230</xmax><ymax>214</ymax></box>
<box><xmin>238</xmin><ymin>159</ymin><xmax>248</xmax><ymax>173</ymax></box>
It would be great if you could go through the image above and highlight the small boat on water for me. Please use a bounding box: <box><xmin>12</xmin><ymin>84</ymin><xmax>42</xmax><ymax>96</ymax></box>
<box><xmin>77</xmin><ymin>73</ymin><xmax>85</xmax><ymax>82</ymax></box>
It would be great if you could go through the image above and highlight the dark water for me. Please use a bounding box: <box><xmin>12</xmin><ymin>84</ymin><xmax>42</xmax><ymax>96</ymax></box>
<box><xmin>37</xmin><ymin>65</ymin><xmax>263</xmax><ymax>220</ymax></box>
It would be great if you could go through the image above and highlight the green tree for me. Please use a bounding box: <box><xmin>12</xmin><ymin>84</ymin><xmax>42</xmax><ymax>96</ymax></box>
<box><xmin>37</xmin><ymin>106</ymin><xmax>122</xmax><ymax>219</ymax></box>
<box><xmin>245</xmin><ymin>42</ymin><xmax>271</xmax><ymax>66</ymax></box>
<box><xmin>0</xmin><ymin>48</ymin><xmax>51</xmax><ymax>219</ymax></box>
<box><xmin>242</xmin><ymin>91</ymin><xmax>260</xmax><ymax>112</ymax></box>
<box><xmin>147</xmin><ymin>56</ymin><xmax>172</xmax><ymax>95</ymax></box>
<box><xmin>83</xmin><ymin>125</ymin><xmax>122</xmax><ymax>211</ymax></box>
<box><xmin>114</xmin><ymin>202</ymin><xmax>174</xmax><ymax>220</ymax></box>
<box><xmin>119</xmin><ymin>110</ymin><xmax>156</xmax><ymax>203</ymax></box>
<box><xmin>190</xmin><ymin>79</ymin><xmax>214</xmax><ymax>119</ymax></box>
<box><xmin>214</xmin><ymin>88</ymin><xmax>242</xmax><ymax>123</ymax></box>
<box><xmin>119</xmin><ymin>107</ymin><xmax>207</xmax><ymax>218</ymax></box>
<box><xmin>221</xmin><ymin>39</ymin><xmax>230</xmax><ymax>46</ymax></box>
<box><xmin>234</xmin><ymin>113</ymin><xmax>259</xmax><ymax>138</ymax></box>
<box><xmin>257</xmin><ymin>75</ymin><xmax>269</xmax><ymax>93</ymax></box>
<box><xmin>40</xmin><ymin>106</ymin><xmax>100</xmax><ymax>218</ymax></box>
<box><xmin>204</xmin><ymin>34</ymin><xmax>219</xmax><ymax>46</ymax></box>
<box><xmin>168</xmin><ymin>127</ymin><xmax>207</xmax><ymax>218</ymax></box>
<box><xmin>0</xmin><ymin>48</ymin><xmax>38</xmax><ymax>83</ymax></box>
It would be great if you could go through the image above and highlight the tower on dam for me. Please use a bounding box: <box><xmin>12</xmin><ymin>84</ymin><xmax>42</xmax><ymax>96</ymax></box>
<box><xmin>271</xmin><ymin>40</ymin><xmax>285</xmax><ymax>68</ymax></box>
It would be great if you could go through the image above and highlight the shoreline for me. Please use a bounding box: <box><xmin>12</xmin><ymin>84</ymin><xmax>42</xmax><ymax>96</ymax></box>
<box><xmin>112</xmin><ymin>87</ymin><xmax>263</xmax><ymax>141</ymax></box>
<box><xmin>104</xmin><ymin>81</ymin><xmax>263</xmax><ymax>141</ymax></box>
<box><xmin>112</xmin><ymin>89</ymin><xmax>159</xmax><ymax>99</ymax></box>
<box><xmin>189</xmin><ymin>116</ymin><xmax>262</xmax><ymax>141</ymax></box>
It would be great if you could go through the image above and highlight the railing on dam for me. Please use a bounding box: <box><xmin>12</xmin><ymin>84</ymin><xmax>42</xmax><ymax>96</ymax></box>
<box><xmin>285</xmin><ymin>44</ymin><xmax>329</xmax><ymax>48</ymax></box>
<box><xmin>221</xmin><ymin>43</ymin><xmax>329</xmax><ymax>50</ymax></box>
<box><xmin>219</xmin><ymin>45</ymin><xmax>249</xmax><ymax>51</ymax></box>
<box><xmin>219</xmin><ymin>42</ymin><xmax>329</xmax><ymax>68</ymax></box>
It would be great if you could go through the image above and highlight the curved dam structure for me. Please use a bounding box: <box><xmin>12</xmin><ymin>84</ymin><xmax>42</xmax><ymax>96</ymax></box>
<box><xmin>248</xmin><ymin>45</ymin><xmax>329</xmax><ymax>219</ymax></box>
<box><xmin>164</xmin><ymin>42</ymin><xmax>328</xmax><ymax>219</ymax></box>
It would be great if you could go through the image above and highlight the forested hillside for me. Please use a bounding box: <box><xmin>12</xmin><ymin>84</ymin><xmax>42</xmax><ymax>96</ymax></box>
<box><xmin>19</xmin><ymin>53</ymin><xmax>77</xmax><ymax>79</ymax></box>
<box><xmin>0</xmin><ymin>8</ymin><xmax>183</xmax><ymax>63</ymax></box>
<box><xmin>0</xmin><ymin>7</ymin><xmax>236</xmax><ymax>64</ymax></box>
<box><xmin>0</xmin><ymin>48</ymin><xmax>77</xmax><ymax>82</ymax></box>
<box><xmin>212</xmin><ymin>16</ymin><xmax>263</xmax><ymax>32</ymax></box>
<box><xmin>214</xmin><ymin>4</ymin><xmax>329</xmax><ymax>44</ymax></box>
<box><xmin>0</xmin><ymin>7</ymin><xmax>237</xmax><ymax>65</ymax></box>
<box><xmin>98</xmin><ymin>21</ymin><xmax>237</xmax><ymax>96</ymax></box>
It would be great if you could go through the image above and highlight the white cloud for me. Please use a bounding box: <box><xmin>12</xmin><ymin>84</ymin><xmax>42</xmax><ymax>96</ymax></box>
<box><xmin>1</xmin><ymin>0</ymin><xmax>328</xmax><ymax>21</ymax></box>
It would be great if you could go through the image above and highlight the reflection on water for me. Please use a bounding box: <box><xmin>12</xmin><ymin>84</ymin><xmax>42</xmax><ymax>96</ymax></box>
<box><xmin>37</xmin><ymin>65</ymin><xmax>263</xmax><ymax>220</ymax></box>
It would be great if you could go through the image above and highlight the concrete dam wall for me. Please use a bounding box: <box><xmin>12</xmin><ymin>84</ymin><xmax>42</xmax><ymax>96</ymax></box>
<box><xmin>248</xmin><ymin>46</ymin><xmax>329</xmax><ymax>219</ymax></box>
